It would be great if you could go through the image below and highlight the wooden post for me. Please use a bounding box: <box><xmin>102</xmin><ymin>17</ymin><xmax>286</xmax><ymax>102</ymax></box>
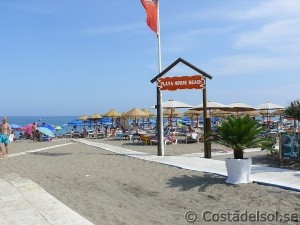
<box><xmin>156</xmin><ymin>86</ymin><xmax>164</xmax><ymax>156</ymax></box>
<box><xmin>203</xmin><ymin>81</ymin><xmax>211</xmax><ymax>158</ymax></box>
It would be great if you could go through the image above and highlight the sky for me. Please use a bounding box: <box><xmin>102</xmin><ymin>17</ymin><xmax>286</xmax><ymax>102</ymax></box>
<box><xmin>1</xmin><ymin>0</ymin><xmax>299</xmax><ymax>116</ymax></box>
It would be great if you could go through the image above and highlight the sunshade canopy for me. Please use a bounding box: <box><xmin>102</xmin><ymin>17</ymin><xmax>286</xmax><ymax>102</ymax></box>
<box><xmin>163</xmin><ymin>109</ymin><xmax>183</xmax><ymax>117</ymax></box>
<box><xmin>102</xmin><ymin>109</ymin><xmax>122</xmax><ymax>118</ymax></box>
<box><xmin>255</xmin><ymin>102</ymin><xmax>285</xmax><ymax>110</ymax></box>
<box><xmin>141</xmin><ymin>108</ymin><xmax>156</xmax><ymax>117</ymax></box>
<box><xmin>88</xmin><ymin>113</ymin><xmax>103</xmax><ymax>120</ymax></box>
<box><xmin>37</xmin><ymin>127</ymin><xmax>55</xmax><ymax>138</ymax></box>
<box><xmin>192</xmin><ymin>101</ymin><xmax>228</xmax><ymax>110</ymax></box>
<box><xmin>150</xmin><ymin>99</ymin><xmax>193</xmax><ymax>109</ymax></box>
<box><xmin>226</xmin><ymin>102</ymin><xmax>257</xmax><ymax>113</ymax></box>
<box><xmin>77</xmin><ymin>115</ymin><xmax>88</xmax><ymax>121</ymax></box>
<box><xmin>122</xmin><ymin>108</ymin><xmax>149</xmax><ymax>118</ymax></box>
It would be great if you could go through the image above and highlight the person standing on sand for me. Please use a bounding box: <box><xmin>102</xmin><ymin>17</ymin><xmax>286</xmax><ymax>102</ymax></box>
<box><xmin>32</xmin><ymin>122</ymin><xmax>37</xmax><ymax>141</ymax></box>
<box><xmin>0</xmin><ymin>117</ymin><xmax>12</xmax><ymax>158</ymax></box>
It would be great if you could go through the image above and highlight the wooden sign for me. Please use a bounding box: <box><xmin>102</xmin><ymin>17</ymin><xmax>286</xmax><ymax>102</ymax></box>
<box><xmin>157</xmin><ymin>75</ymin><xmax>205</xmax><ymax>91</ymax></box>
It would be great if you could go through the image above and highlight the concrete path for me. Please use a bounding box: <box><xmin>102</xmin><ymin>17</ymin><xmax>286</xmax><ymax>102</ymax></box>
<box><xmin>77</xmin><ymin>139</ymin><xmax>300</xmax><ymax>192</ymax></box>
<box><xmin>0</xmin><ymin>173</ymin><xmax>94</xmax><ymax>225</ymax></box>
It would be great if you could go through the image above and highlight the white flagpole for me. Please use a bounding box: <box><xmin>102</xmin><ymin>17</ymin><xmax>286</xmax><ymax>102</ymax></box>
<box><xmin>157</xmin><ymin>0</ymin><xmax>164</xmax><ymax>156</ymax></box>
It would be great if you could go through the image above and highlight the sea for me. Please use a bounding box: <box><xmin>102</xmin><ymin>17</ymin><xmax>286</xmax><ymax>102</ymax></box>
<box><xmin>2</xmin><ymin>116</ymin><xmax>78</xmax><ymax>135</ymax></box>
<box><xmin>5</xmin><ymin>116</ymin><xmax>76</xmax><ymax>127</ymax></box>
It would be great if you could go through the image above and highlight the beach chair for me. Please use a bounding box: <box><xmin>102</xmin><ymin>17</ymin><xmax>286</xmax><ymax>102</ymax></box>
<box><xmin>116</xmin><ymin>133</ymin><xmax>124</xmax><ymax>139</ymax></box>
<box><xmin>185</xmin><ymin>132</ymin><xmax>199</xmax><ymax>143</ymax></box>
<box><xmin>150</xmin><ymin>135</ymin><xmax>177</xmax><ymax>145</ymax></box>
<box><xmin>138</xmin><ymin>134</ymin><xmax>152</xmax><ymax>145</ymax></box>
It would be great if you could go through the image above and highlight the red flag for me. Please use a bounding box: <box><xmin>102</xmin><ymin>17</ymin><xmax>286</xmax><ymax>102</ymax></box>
<box><xmin>141</xmin><ymin>0</ymin><xmax>158</xmax><ymax>33</ymax></box>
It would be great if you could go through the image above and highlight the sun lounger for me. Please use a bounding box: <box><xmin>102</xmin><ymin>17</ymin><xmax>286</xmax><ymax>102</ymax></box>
<box><xmin>185</xmin><ymin>132</ymin><xmax>199</xmax><ymax>143</ymax></box>
<box><xmin>150</xmin><ymin>136</ymin><xmax>177</xmax><ymax>145</ymax></box>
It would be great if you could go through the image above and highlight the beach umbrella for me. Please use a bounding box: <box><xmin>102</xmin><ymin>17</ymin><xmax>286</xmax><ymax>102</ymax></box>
<box><xmin>184</xmin><ymin>109</ymin><xmax>203</xmax><ymax>116</ymax></box>
<box><xmin>77</xmin><ymin>114</ymin><xmax>88</xmax><ymax>121</ymax></box>
<box><xmin>11</xmin><ymin>124</ymin><xmax>23</xmax><ymax>131</ymax></box>
<box><xmin>122</xmin><ymin>108</ymin><xmax>149</xmax><ymax>119</ymax></box>
<box><xmin>102</xmin><ymin>109</ymin><xmax>122</xmax><ymax>127</ymax></box>
<box><xmin>162</xmin><ymin>99</ymin><xmax>194</xmax><ymax>109</ymax></box>
<box><xmin>39</xmin><ymin>124</ymin><xmax>55</xmax><ymax>132</ymax></box>
<box><xmin>77</xmin><ymin>114</ymin><xmax>88</xmax><ymax>127</ymax></box>
<box><xmin>238</xmin><ymin>111</ymin><xmax>261</xmax><ymax>116</ymax></box>
<box><xmin>150</xmin><ymin>99</ymin><xmax>193</xmax><ymax>109</ymax></box>
<box><xmin>67</xmin><ymin>120</ymin><xmax>83</xmax><ymax>126</ymax></box>
<box><xmin>163</xmin><ymin>108</ymin><xmax>183</xmax><ymax>117</ymax></box>
<box><xmin>37</xmin><ymin>127</ymin><xmax>55</xmax><ymax>138</ymax></box>
<box><xmin>102</xmin><ymin>109</ymin><xmax>122</xmax><ymax>118</ymax></box>
<box><xmin>88</xmin><ymin>113</ymin><xmax>103</xmax><ymax>120</ymax></box>
<box><xmin>87</xmin><ymin>113</ymin><xmax>103</xmax><ymax>128</ymax></box>
<box><xmin>163</xmin><ymin>108</ymin><xmax>183</xmax><ymax>126</ymax></box>
<box><xmin>23</xmin><ymin>124</ymin><xmax>34</xmax><ymax>135</ymax></box>
<box><xmin>255</xmin><ymin>102</ymin><xmax>285</xmax><ymax>126</ymax></box>
<box><xmin>192</xmin><ymin>101</ymin><xmax>228</xmax><ymax>110</ymax></box>
<box><xmin>150</xmin><ymin>99</ymin><xmax>193</xmax><ymax>126</ymax></box>
<box><xmin>184</xmin><ymin>110</ymin><xmax>203</xmax><ymax>127</ymax></box>
<box><xmin>211</xmin><ymin>109</ymin><xmax>234</xmax><ymax>118</ymax></box>
<box><xmin>271</xmin><ymin>109</ymin><xmax>285</xmax><ymax>116</ymax></box>
<box><xmin>192</xmin><ymin>100</ymin><xmax>230</xmax><ymax>121</ymax></box>
<box><xmin>122</xmin><ymin>108</ymin><xmax>149</xmax><ymax>129</ymax></box>
<box><xmin>55</xmin><ymin>126</ymin><xmax>63</xmax><ymax>130</ymax></box>
<box><xmin>226</xmin><ymin>102</ymin><xmax>257</xmax><ymax>115</ymax></box>
<box><xmin>255</xmin><ymin>102</ymin><xmax>285</xmax><ymax>111</ymax></box>
<box><xmin>141</xmin><ymin>108</ymin><xmax>156</xmax><ymax>117</ymax></box>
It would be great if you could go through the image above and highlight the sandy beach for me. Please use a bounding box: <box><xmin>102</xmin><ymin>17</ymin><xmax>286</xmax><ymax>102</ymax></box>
<box><xmin>0</xmin><ymin>138</ymin><xmax>299</xmax><ymax>225</ymax></box>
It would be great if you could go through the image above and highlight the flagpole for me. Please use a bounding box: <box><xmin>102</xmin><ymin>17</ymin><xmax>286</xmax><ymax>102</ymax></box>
<box><xmin>156</xmin><ymin>0</ymin><xmax>164</xmax><ymax>156</ymax></box>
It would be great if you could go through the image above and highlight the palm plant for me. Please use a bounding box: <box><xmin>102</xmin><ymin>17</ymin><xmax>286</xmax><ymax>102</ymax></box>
<box><xmin>285</xmin><ymin>100</ymin><xmax>300</xmax><ymax>128</ymax></box>
<box><xmin>208</xmin><ymin>115</ymin><xmax>268</xmax><ymax>159</ymax></box>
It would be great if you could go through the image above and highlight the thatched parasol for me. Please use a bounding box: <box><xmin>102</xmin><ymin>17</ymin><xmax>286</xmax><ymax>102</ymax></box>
<box><xmin>77</xmin><ymin>114</ymin><xmax>88</xmax><ymax>121</ymax></box>
<box><xmin>102</xmin><ymin>109</ymin><xmax>122</xmax><ymax>128</ymax></box>
<box><xmin>141</xmin><ymin>108</ymin><xmax>156</xmax><ymax>117</ymax></box>
<box><xmin>122</xmin><ymin>108</ymin><xmax>149</xmax><ymax>119</ymax></box>
<box><xmin>102</xmin><ymin>109</ymin><xmax>121</xmax><ymax>118</ymax></box>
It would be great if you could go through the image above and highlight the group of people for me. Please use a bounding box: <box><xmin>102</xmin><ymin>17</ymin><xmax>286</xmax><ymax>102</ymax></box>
<box><xmin>0</xmin><ymin>117</ymin><xmax>11</xmax><ymax>158</ymax></box>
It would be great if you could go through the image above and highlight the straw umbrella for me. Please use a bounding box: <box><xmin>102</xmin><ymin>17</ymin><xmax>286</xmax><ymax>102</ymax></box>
<box><xmin>238</xmin><ymin>110</ymin><xmax>261</xmax><ymax>117</ymax></box>
<box><xmin>141</xmin><ymin>109</ymin><xmax>156</xmax><ymax>117</ymax></box>
<box><xmin>141</xmin><ymin>108</ymin><xmax>156</xmax><ymax>127</ymax></box>
<box><xmin>163</xmin><ymin>108</ymin><xmax>183</xmax><ymax>126</ymax></box>
<box><xmin>77</xmin><ymin>114</ymin><xmax>88</xmax><ymax>121</ymax></box>
<box><xmin>211</xmin><ymin>109</ymin><xmax>234</xmax><ymax>118</ymax></box>
<box><xmin>122</xmin><ymin>108</ymin><xmax>148</xmax><ymax>119</ymax></box>
<box><xmin>184</xmin><ymin>109</ymin><xmax>203</xmax><ymax>127</ymax></box>
<box><xmin>122</xmin><ymin>108</ymin><xmax>149</xmax><ymax>128</ymax></box>
<box><xmin>102</xmin><ymin>109</ymin><xmax>122</xmax><ymax>127</ymax></box>
<box><xmin>77</xmin><ymin>114</ymin><xmax>88</xmax><ymax>129</ymax></box>
<box><xmin>87</xmin><ymin>113</ymin><xmax>103</xmax><ymax>129</ymax></box>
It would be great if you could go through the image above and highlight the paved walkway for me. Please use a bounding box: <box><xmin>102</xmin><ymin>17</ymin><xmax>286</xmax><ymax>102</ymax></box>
<box><xmin>0</xmin><ymin>173</ymin><xmax>94</xmax><ymax>225</ymax></box>
<box><xmin>0</xmin><ymin>142</ymin><xmax>94</xmax><ymax>225</ymax></box>
<box><xmin>77</xmin><ymin>139</ymin><xmax>300</xmax><ymax>192</ymax></box>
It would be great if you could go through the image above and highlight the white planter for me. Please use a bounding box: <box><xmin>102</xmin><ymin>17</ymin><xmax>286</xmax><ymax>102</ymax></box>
<box><xmin>225</xmin><ymin>158</ymin><xmax>252</xmax><ymax>184</ymax></box>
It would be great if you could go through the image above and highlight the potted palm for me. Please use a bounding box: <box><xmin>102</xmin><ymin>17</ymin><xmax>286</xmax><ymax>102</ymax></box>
<box><xmin>208</xmin><ymin>115</ymin><xmax>269</xmax><ymax>184</ymax></box>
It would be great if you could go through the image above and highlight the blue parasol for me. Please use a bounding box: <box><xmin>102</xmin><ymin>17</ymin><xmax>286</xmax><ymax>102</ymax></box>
<box><xmin>39</xmin><ymin>124</ymin><xmax>56</xmax><ymax>132</ymax></box>
<box><xmin>11</xmin><ymin>124</ymin><xmax>22</xmax><ymax>130</ymax></box>
<box><xmin>37</xmin><ymin>127</ymin><xmax>55</xmax><ymax>138</ymax></box>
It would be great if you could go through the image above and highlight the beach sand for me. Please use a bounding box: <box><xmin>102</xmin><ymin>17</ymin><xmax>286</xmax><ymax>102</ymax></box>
<box><xmin>0</xmin><ymin>138</ymin><xmax>299</xmax><ymax>225</ymax></box>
